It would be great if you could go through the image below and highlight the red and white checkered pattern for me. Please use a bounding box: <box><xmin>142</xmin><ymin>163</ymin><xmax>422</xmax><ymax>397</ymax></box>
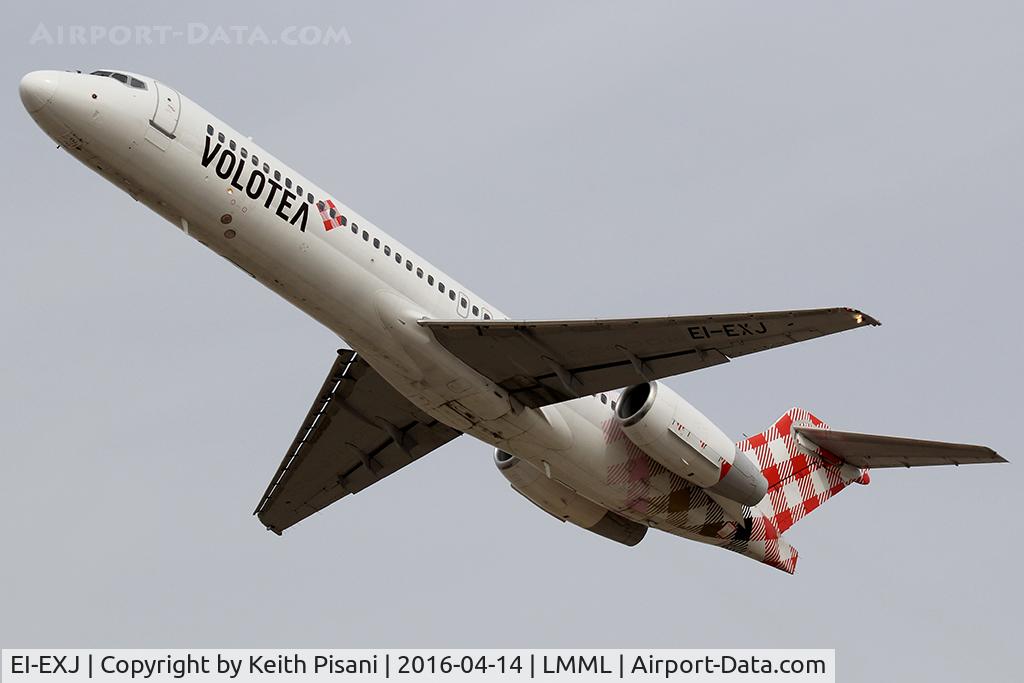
<box><xmin>738</xmin><ymin>516</ymin><xmax>799</xmax><ymax>574</ymax></box>
<box><xmin>318</xmin><ymin>199</ymin><xmax>346</xmax><ymax>231</ymax></box>
<box><xmin>601</xmin><ymin>418</ymin><xmax>803</xmax><ymax>574</ymax></box>
<box><xmin>739</xmin><ymin>408</ymin><xmax>869</xmax><ymax>536</ymax></box>
<box><xmin>598</xmin><ymin>407</ymin><xmax>870</xmax><ymax>574</ymax></box>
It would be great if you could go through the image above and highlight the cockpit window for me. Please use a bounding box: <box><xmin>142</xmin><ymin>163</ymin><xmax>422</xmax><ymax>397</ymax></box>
<box><xmin>90</xmin><ymin>71</ymin><xmax>148</xmax><ymax>90</ymax></box>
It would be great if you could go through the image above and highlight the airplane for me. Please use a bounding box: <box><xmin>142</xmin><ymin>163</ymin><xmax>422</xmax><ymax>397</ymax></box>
<box><xmin>19</xmin><ymin>68</ymin><xmax>1006</xmax><ymax>573</ymax></box>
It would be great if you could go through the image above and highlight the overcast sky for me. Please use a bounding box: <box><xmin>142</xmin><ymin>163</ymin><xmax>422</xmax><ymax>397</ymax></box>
<box><xmin>2</xmin><ymin>2</ymin><xmax>1022</xmax><ymax>681</ymax></box>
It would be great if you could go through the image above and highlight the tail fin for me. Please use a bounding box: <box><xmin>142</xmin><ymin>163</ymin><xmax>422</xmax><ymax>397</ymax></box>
<box><xmin>738</xmin><ymin>408</ymin><xmax>870</xmax><ymax>535</ymax></box>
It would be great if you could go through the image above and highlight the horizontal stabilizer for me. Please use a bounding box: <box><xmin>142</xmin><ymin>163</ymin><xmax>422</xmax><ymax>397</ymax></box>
<box><xmin>794</xmin><ymin>428</ymin><xmax>1006</xmax><ymax>469</ymax></box>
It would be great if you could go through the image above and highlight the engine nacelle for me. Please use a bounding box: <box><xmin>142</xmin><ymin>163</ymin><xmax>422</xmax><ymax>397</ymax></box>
<box><xmin>494</xmin><ymin>450</ymin><xmax>646</xmax><ymax>546</ymax></box>
<box><xmin>615</xmin><ymin>381</ymin><xmax>768</xmax><ymax>506</ymax></box>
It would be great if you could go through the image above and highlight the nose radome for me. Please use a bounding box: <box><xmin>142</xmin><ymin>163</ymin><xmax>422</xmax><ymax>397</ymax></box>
<box><xmin>19</xmin><ymin>70</ymin><xmax>60</xmax><ymax>114</ymax></box>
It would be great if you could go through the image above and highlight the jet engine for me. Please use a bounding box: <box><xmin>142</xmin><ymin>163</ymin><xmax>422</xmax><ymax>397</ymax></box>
<box><xmin>494</xmin><ymin>450</ymin><xmax>647</xmax><ymax>546</ymax></box>
<box><xmin>615</xmin><ymin>381</ymin><xmax>768</xmax><ymax>506</ymax></box>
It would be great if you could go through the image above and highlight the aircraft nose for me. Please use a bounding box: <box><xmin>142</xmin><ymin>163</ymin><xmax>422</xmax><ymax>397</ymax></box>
<box><xmin>19</xmin><ymin>70</ymin><xmax>60</xmax><ymax>114</ymax></box>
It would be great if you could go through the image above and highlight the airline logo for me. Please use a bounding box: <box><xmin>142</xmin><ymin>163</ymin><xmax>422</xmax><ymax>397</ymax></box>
<box><xmin>318</xmin><ymin>199</ymin><xmax>347</xmax><ymax>231</ymax></box>
<box><xmin>201</xmin><ymin>125</ymin><xmax>310</xmax><ymax>231</ymax></box>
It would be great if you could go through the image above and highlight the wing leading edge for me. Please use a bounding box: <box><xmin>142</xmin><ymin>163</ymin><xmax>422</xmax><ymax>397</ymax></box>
<box><xmin>421</xmin><ymin>307</ymin><xmax>879</xmax><ymax>409</ymax></box>
<box><xmin>255</xmin><ymin>350</ymin><xmax>462</xmax><ymax>534</ymax></box>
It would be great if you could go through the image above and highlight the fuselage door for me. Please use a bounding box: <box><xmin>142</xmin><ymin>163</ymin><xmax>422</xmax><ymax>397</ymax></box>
<box><xmin>150</xmin><ymin>81</ymin><xmax>182</xmax><ymax>139</ymax></box>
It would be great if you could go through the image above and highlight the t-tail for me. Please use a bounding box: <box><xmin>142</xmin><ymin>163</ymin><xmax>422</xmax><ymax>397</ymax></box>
<box><xmin>731</xmin><ymin>408</ymin><xmax>1005</xmax><ymax>574</ymax></box>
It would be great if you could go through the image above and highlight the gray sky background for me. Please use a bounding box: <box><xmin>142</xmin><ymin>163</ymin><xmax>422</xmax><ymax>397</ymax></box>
<box><xmin>2</xmin><ymin>2</ymin><xmax>1022</xmax><ymax>681</ymax></box>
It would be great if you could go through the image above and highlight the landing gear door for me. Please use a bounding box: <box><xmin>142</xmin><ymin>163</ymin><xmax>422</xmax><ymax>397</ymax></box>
<box><xmin>150</xmin><ymin>81</ymin><xmax>182</xmax><ymax>139</ymax></box>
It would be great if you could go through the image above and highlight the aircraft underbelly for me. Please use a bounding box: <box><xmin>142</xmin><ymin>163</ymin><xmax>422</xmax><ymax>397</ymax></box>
<box><xmin>132</xmin><ymin>105</ymin><xmax>737</xmax><ymax>543</ymax></box>
<box><xmin>171</xmin><ymin>163</ymin><xmax>726</xmax><ymax>538</ymax></box>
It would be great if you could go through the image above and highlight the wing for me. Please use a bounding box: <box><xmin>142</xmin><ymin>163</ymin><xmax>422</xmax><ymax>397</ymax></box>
<box><xmin>794</xmin><ymin>427</ymin><xmax>1007</xmax><ymax>468</ymax></box>
<box><xmin>421</xmin><ymin>307</ymin><xmax>879</xmax><ymax>409</ymax></box>
<box><xmin>254</xmin><ymin>349</ymin><xmax>462</xmax><ymax>534</ymax></box>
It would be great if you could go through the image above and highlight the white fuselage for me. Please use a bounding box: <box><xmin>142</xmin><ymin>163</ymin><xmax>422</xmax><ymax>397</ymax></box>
<box><xmin>21</xmin><ymin>69</ymin><xmax>744</xmax><ymax>548</ymax></box>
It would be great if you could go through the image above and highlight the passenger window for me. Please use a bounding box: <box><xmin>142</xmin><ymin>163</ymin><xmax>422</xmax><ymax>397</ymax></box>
<box><xmin>406</xmin><ymin>261</ymin><xmax>413</xmax><ymax>271</ymax></box>
<box><xmin>600</xmin><ymin>394</ymin><xmax>607</xmax><ymax>404</ymax></box>
<box><xmin>206</xmin><ymin>124</ymin><xmax>214</xmax><ymax>135</ymax></box>
<box><xmin>427</xmin><ymin>275</ymin><xmax>434</xmax><ymax>285</ymax></box>
<box><xmin>416</xmin><ymin>267</ymin><xmax>423</xmax><ymax>278</ymax></box>
<box><xmin>373</xmin><ymin>238</ymin><xmax>380</xmax><ymax>248</ymax></box>
<box><xmin>472</xmin><ymin>305</ymin><xmax>479</xmax><ymax>316</ymax></box>
<box><xmin>240</xmin><ymin>148</ymin><xmax>247</xmax><ymax>159</ymax></box>
<box><xmin>384</xmin><ymin>245</ymin><xmax>391</xmax><ymax>256</ymax></box>
<box><xmin>252</xmin><ymin>155</ymin><xmax>259</xmax><ymax>165</ymax></box>
<box><xmin>218</xmin><ymin>132</ymin><xmax>226</xmax><ymax>143</ymax></box>
<box><xmin>274</xmin><ymin>170</ymin><xmax>281</xmax><ymax>181</ymax></box>
<box><xmin>351</xmin><ymin>224</ymin><xmax>357</xmax><ymax>234</ymax></box>
<box><xmin>460</xmin><ymin>297</ymin><xmax>468</xmax><ymax>307</ymax></box>
<box><xmin>449</xmin><ymin>291</ymin><xmax>456</xmax><ymax>301</ymax></box>
<box><xmin>229</xmin><ymin>140</ymin><xmax>236</xmax><ymax>151</ymax></box>
<box><xmin>318</xmin><ymin>201</ymin><xmax>326</xmax><ymax>211</ymax></box>
<box><xmin>329</xmin><ymin>207</ymin><xmax>337</xmax><ymax>217</ymax></box>
<box><xmin>285</xmin><ymin>177</ymin><xmax>292</xmax><ymax>189</ymax></box>
<box><xmin>262</xmin><ymin>163</ymin><xmax>269</xmax><ymax>173</ymax></box>
<box><xmin>395</xmin><ymin>253</ymin><xmax>402</xmax><ymax>264</ymax></box>
<box><xmin>362</xmin><ymin>231</ymin><xmax>369</xmax><ymax>241</ymax></box>
<box><xmin>296</xmin><ymin>185</ymin><xmax>303</xmax><ymax>196</ymax></box>
<box><xmin>483</xmin><ymin>313</ymin><xmax>491</xmax><ymax>320</ymax></box>
<box><xmin>307</xmin><ymin>193</ymin><xmax>313</xmax><ymax>204</ymax></box>
<box><xmin>342</xmin><ymin>216</ymin><xmax>349</xmax><ymax>227</ymax></box>
<box><xmin>439</xmin><ymin>283</ymin><xmax>446</xmax><ymax>293</ymax></box>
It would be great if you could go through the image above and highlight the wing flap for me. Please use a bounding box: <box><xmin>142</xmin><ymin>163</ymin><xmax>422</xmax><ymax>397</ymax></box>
<box><xmin>255</xmin><ymin>350</ymin><xmax>461</xmax><ymax>533</ymax></box>
<box><xmin>421</xmin><ymin>308</ymin><xmax>878</xmax><ymax>408</ymax></box>
<box><xmin>794</xmin><ymin>427</ymin><xmax>1006</xmax><ymax>468</ymax></box>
